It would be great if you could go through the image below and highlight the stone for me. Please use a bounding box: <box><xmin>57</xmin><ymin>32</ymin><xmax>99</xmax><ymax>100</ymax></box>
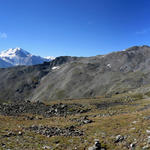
<box><xmin>132</xmin><ymin>121</ymin><xmax>137</xmax><ymax>124</ymax></box>
<box><xmin>54</xmin><ymin>140</ymin><xmax>60</xmax><ymax>144</ymax></box>
<box><xmin>143</xmin><ymin>116</ymin><xmax>150</xmax><ymax>120</ymax></box>
<box><xmin>114</xmin><ymin>135</ymin><xmax>124</xmax><ymax>143</ymax></box>
<box><xmin>142</xmin><ymin>145</ymin><xmax>150</xmax><ymax>150</ymax></box>
<box><xmin>71</xmin><ymin>116</ymin><xmax>93</xmax><ymax>126</ymax></box>
<box><xmin>130</xmin><ymin>142</ymin><xmax>136</xmax><ymax>148</ymax></box>
<box><xmin>26</xmin><ymin>125</ymin><xmax>83</xmax><ymax>137</ymax></box>
<box><xmin>18</xmin><ymin>131</ymin><xmax>23</xmax><ymax>136</ymax></box>
<box><xmin>42</xmin><ymin>145</ymin><xmax>51</xmax><ymax>149</ymax></box>
<box><xmin>83</xmin><ymin>119</ymin><xmax>93</xmax><ymax>124</ymax></box>
<box><xmin>147</xmin><ymin>136</ymin><xmax>150</xmax><ymax>144</ymax></box>
<box><xmin>147</xmin><ymin>138</ymin><xmax>150</xmax><ymax>144</ymax></box>
<box><xmin>3</xmin><ymin>131</ymin><xmax>16</xmax><ymax>137</ymax></box>
<box><xmin>88</xmin><ymin>139</ymin><xmax>101</xmax><ymax>150</ymax></box>
<box><xmin>1</xmin><ymin>143</ymin><xmax>5</xmax><ymax>147</ymax></box>
<box><xmin>146</xmin><ymin>130</ymin><xmax>150</xmax><ymax>134</ymax></box>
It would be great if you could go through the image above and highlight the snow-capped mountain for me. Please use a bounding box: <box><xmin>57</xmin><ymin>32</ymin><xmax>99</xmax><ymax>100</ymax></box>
<box><xmin>0</xmin><ymin>47</ymin><xmax>54</xmax><ymax>68</ymax></box>
<box><xmin>0</xmin><ymin>58</ymin><xmax>13</xmax><ymax>68</ymax></box>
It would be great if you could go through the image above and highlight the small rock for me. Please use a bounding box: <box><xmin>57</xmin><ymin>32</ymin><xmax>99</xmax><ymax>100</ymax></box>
<box><xmin>147</xmin><ymin>138</ymin><xmax>150</xmax><ymax>144</ymax></box>
<box><xmin>31</xmin><ymin>125</ymin><xmax>38</xmax><ymax>130</ymax></box>
<box><xmin>42</xmin><ymin>145</ymin><xmax>51</xmax><ymax>149</ymax></box>
<box><xmin>130</xmin><ymin>142</ymin><xmax>136</xmax><ymax>149</ymax></box>
<box><xmin>18</xmin><ymin>131</ymin><xmax>22</xmax><ymax>136</ymax></box>
<box><xmin>132</xmin><ymin>121</ymin><xmax>137</xmax><ymax>124</ymax></box>
<box><xmin>130</xmin><ymin>128</ymin><xmax>136</xmax><ymax>130</ymax></box>
<box><xmin>147</xmin><ymin>136</ymin><xmax>150</xmax><ymax>144</ymax></box>
<box><xmin>146</xmin><ymin>130</ymin><xmax>150</xmax><ymax>134</ymax></box>
<box><xmin>114</xmin><ymin>135</ymin><xmax>124</xmax><ymax>143</ymax></box>
<box><xmin>26</xmin><ymin>116</ymin><xmax>35</xmax><ymax>120</ymax></box>
<box><xmin>1</xmin><ymin>143</ymin><xmax>5</xmax><ymax>147</ymax></box>
<box><xmin>54</xmin><ymin>140</ymin><xmax>60</xmax><ymax>144</ymax></box>
<box><xmin>88</xmin><ymin>139</ymin><xmax>101</xmax><ymax>150</ymax></box>
<box><xmin>83</xmin><ymin>119</ymin><xmax>93</xmax><ymax>124</ymax></box>
<box><xmin>143</xmin><ymin>116</ymin><xmax>150</xmax><ymax>120</ymax></box>
<box><xmin>142</xmin><ymin>145</ymin><xmax>150</xmax><ymax>150</ymax></box>
<box><xmin>3</xmin><ymin>131</ymin><xmax>16</xmax><ymax>137</ymax></box>
<box><xmin>148</xmin><ymin>136</ymin><xmax>150</xmax><ymax>139</ymax></box>
<box><xmin>35</xmin><ymin>116</ymin><xmax>42</xmax><ymax>120</ymax></box>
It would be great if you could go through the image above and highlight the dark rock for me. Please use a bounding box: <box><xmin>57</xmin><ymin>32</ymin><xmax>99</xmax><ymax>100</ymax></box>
<box><xmin>88</xmin><ymin>139</ymin><xmax>102</xmax><ymax>150</ymax></box>
<box><xmin>54</xmin><ymin>140</ymin><xmax>60</xmax><ymax>144</ymax></box>
<box><xmin>130</xmin><ymin>142</ymin><xmax>136</xmax><ymax>149</ymax></box>
<box><xmin>1</xmin><ymin>143</ymin><xmax>5</xmax><ymax>147</ymax></box>
<box><xmin>70</xmin><ymin>116</ymin><xmax>93</xmax><ymax>126</ymax></box>
<box><xmin>114</xmin><ymin>135</ymin><xmax>124</xmax><ymax>143</ymax></box>
<box><xmin>26</xmin><ymin>125</ymin><xmax>83</xmax><ymax>137</ymax></box>
<box><xmin>143</xmin><ymin>116</ymin><xmax>150</xmax><ymax>120</ymax></box>
<box><xmin>2</xmin><ymin>131</ymin><xmax>16</xmax><ymax>138</ymax></box>
<box><xmin>0</xmin><ymin>101</ymin><xmax>89</xmax><ymax>117</ymax></box>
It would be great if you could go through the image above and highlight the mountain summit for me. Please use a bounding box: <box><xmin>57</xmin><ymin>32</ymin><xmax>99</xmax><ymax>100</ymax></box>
<box><xmin>0</xmin><ymin>48</ymin><xmax>54</xmax><ymax>67</ymax></box>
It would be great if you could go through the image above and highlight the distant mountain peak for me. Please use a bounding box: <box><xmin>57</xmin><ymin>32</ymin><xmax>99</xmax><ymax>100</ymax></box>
<box><xmin>0</xmin><ymin>47</ymin><xmax>54</xmax><ymax>67</ymax></box>
<box><xmin>0</xmin><ymin>47</ymin><xmax>30</xmax><ymax>58</ymax></box>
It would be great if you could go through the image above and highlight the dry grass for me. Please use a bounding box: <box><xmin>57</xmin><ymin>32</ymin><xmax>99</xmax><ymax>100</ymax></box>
<box><xmin>1</xmin><ymin>93</ymin><xmax>150</xmax><ymax>149</ymax></box>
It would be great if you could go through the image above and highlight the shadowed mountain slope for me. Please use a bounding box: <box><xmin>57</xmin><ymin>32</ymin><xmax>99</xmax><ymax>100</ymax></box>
<box><xmin>0</xmin><ymin>56</ymin><xmax>77</xmax><ymax>102</ymax></box>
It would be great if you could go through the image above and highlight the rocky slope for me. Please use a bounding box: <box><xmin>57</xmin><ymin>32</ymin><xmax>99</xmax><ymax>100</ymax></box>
<box><xmin>0</xmin><ymin>45</ymin><xmax>150</xmax><ymax>102</ymax></box>
<box><xmin>0</xmin><ymin>56</ymin><xmax>78</xmax><ymax>102</ymax></box>
<box><xmin>31</xmin><ymin>45</ymin><xmax>150</xmax><ymax>101</ymax></box>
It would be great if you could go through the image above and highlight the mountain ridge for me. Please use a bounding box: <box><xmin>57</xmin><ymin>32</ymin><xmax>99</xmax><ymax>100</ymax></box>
<box><xmin>0</xmin><ymin>45</ymin><xmax>150</xmax><ymax>102</ymax></box>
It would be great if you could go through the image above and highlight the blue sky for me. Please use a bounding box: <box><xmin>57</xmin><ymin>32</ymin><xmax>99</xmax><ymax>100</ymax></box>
<box><xmin>0</xmin><ymin>0</ymin><xmax>150</xmax><ymax>57</ymax></box>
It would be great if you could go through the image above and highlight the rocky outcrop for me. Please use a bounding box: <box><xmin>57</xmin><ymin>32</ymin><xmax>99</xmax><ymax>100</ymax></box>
<box><xmin>0</xmin><ymin>101</ymin><xmax>89</xmax><ymax>117</ymax></box>
<box><xmin>26</xmin><ymin>125</ymin><xmax>83</xmax><ymax>137</ymax></box>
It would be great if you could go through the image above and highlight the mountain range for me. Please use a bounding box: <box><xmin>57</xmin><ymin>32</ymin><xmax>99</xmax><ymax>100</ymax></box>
<box><xmin>0</xmin><ymin>47</ymin><xmax>55</xmax><ymax>68</ymax></box>
<box><xmin>0</xmin><ymin>45</ymin><xmax>150</xmax><ymax>102</ymax></box>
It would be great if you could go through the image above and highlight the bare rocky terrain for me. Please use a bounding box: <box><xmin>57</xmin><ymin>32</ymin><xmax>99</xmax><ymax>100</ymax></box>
<box><xmin>0</xmin><ymin>45</ymin><xmax>150</xmax><ymax>102</ymax></box>
<box><xmin>0</xmin><ymin>101</ymin><xmax>89</xmax><ymax>117</ymax></box>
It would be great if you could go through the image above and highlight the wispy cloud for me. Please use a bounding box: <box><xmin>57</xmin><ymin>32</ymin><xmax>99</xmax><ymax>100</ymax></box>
<box><xmin>0</xmin><ymin>32</ymin><xmax>7</xmax><ymax>39</ymax></box>
<box><xmin>136</xmin><ymin>28</ymin><xmax>150</xmax><ymax>35</ymax></box>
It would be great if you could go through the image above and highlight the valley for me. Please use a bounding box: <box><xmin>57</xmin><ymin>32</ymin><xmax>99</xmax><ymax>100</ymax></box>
<box><xmin>1</xmin><ymin>0</ymin><xmax>150</xmax><ymax>149</ymax></box>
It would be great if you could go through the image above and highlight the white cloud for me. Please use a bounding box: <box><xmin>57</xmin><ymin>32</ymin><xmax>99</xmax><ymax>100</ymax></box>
<box><xmin>0</xmin><ymin>32</ymin><xmax>7</xmax><ymax>39</ymax></box>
